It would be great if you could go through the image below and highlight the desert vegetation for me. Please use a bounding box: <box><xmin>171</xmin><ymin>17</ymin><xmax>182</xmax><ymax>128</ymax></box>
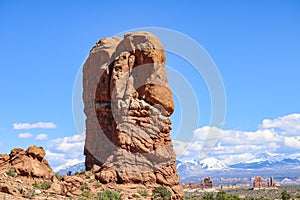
<box><xmin>184</xmin><ymin>186</ymin><xmax>300</xmax><ymax>200</ymax></box>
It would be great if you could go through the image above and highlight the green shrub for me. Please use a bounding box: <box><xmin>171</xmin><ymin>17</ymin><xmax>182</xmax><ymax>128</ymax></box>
<box><xmin>55</xmin><ymin>173</ymin><xmax>61</xmax><ymax>181</ymax></box>
<box><xmin>96</xmin><ymin>189</ymin><xmax>122</xmax><ymax>200</ymax></box>
<box><xmin>132</xmin><ymin>193</ymin><xmax>140</xmax><ymax>198</ymax></box>
<box><xmin>33</xmin><ymin>181</ymin><xmax>51</xmax><ymax>190</ymax></box>
<box><xmin>152</xmin><ymin>186</ymin><xmax>172</xmax><ymax>200</ymax></box>
<box><xmin>138</xmin><ymin>189</ymin><xmax>149</xmax><ymax>196</ymax></box>
<box><xmin>32</xmin><ymin>181</ymin><xmax>40</xmax><ymax>189</ymax></box>
<box><xmin>216</xmin><ymin>191</ymin><xmax>227</xmax><ymax>200</ymax></box>
<box><xmin>281</xmin><ymin>190</ymin><xmax>291</xmax><ymax>200</ymax></box>
<box><xmin>82</xmin><ymin>190</ymin><xmax>92</xmax><ymax>198</ymax></box>
<box><xmin>95</xmin><ymin>180</ymin><xmax>101</xmax><ymax>188</ymax></box>
<box><xmin>202</xmin><ymin>193</ymin><xmax>214</xmax><ymax>200</ymax></box>
<box><xmin>80</xmin><ymin>183</ymin><xmax>89</xmax><ymax>191</ymax></box>
<box><xmin>7</xmin><ymin>168</ymin><xmax>16</xmax><ymax>177</ymax></box>
<box><xmin>40</xmin><ymin>181</ymin><xmax>51</xmax><ymax>190</ymax></box>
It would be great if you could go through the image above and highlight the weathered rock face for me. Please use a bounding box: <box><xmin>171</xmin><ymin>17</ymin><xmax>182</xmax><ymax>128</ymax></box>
<box><xmin>83</xmin><ymin>32</ymin><xmax>183</xmax><ymax>198</ymax></box>
<box><xmin>0</xmin><ymin>146</ymin><xmax>53</xmax><ymax>179</ymax></box>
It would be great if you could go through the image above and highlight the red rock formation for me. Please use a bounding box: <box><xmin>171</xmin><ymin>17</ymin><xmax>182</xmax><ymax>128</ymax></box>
<box><xmin>253</xmin><ymin>176</ymin><xmax>265</xmax><ymax>189</ymax></box>
<box><xmin>0</xmin><ymin>146</ymin><xmax>53</xmax><ymax>179</ymax></box>
<box><xmin>200</xmin><ymin>177</ymin><xmax>213</xmax><ymax>188</ymax></box>
<box><xmin>267</xmin><ymin>177</ymin><xmax>275</xmax><ymax>187</ymax></box>
<box><xmin>83</xmin><ymin>32</ymin><xmax>182</xmax><ymax>199</ymax></box>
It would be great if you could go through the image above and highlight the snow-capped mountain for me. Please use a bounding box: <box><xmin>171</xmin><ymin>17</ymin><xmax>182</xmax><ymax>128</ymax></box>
<box><xmin>199</xmin><ymin>157</ymin><xmax>228</xmax><ymax>169</ymax></box>
<box><xmin>176</xmin><ymin>157</ymin><xmax>228</xmax><ymax>178</ymax></box>
<box><xmin>230</xmin><ymin>153</ymin><xmax>300</xmax><ymax>169</ymax></box>
<box><xmin>177</xmin><ymin>157</ymin><xmax>227</xmax><ymax>170</ymax></box>
<box><xmin>245</xmin><ymin>152</ymin><xmax>284</xmax><ymax>163</ymax></box>
<box><xmin>52</xmin><ymin>153</ymin><xmax>300</xmax><ymax>181</ymax></box>
<box><xmin>54</xmin><ymin>161</ymin><xmax>85</xmax><ymax>175</ymax></box>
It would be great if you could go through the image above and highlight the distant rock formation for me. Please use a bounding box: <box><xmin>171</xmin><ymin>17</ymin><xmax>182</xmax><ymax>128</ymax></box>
<box><xmin>200</xmin><ymin>177</ymin><xmax>213</xmax><ymax>188</ymax></box>
<box><xmin>183</xmin><ymin>177</ymin><xmax>213</xmax><ymax>189</ymax></box>
<box><xmin>83</xmin><ymin>32</ymin><xmax>183</xmax><ymax>199</ymax></box>
<box><xmin>253</xmin><ymin>176</ymin><xmax>277</xmax><ymax>189</ymax></box>
<box><xmin>253</xmin><ymin>176</ymin><xmax>265</xmax><ymax>189</ymax></box>
<box><xmin>267</xmin><ymin>177</ymin><xmax>275</xmax><ymax>187</ymax></box>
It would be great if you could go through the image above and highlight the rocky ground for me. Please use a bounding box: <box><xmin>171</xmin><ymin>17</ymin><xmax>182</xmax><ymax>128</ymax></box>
<box><xmin>0</xmin><ymin>170</ymin><xmax>162</xmax><ymax>199</ymax></box>
<box><xmin>0</xmin><ymin>145</ymin><xmax>178</xmax><ymax>199</ymax></box>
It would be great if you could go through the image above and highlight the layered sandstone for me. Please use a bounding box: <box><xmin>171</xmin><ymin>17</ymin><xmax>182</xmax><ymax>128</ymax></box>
<box><xmin>0</xmin><ymin>146</ymin><xmax>53</xmax><ymax>179</ymax></box>
<box><xmin>83</xmin><ymin>32</ymin><xmax>183</xmax><ymax>198</ymax></box>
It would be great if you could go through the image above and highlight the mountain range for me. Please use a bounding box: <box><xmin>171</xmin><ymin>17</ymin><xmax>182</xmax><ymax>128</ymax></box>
<box><xmin>55</xmin><ymin>153</ymin><xmax>300</xmax><ymax>179</ymax></box>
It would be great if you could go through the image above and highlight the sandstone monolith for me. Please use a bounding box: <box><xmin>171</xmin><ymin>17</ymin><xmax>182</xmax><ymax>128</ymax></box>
<box><xmin>83</xmin><ymin>32</ymin><xmax>183</xmax><ymax>199</ymax></box>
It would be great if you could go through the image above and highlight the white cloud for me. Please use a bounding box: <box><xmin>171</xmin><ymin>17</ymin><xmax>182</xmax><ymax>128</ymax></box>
<box><xmin>45</xmin><ymin>132</ymin><xmax>85</xmax><ymax>169</ymax></box>
<box><xmin>13</xmin><ymin>122</ymin><xmax>57</xmax><ymax>130</ymax></box>
<box><xmin>35</xmin><ymin>134</ymin><xmax>48</xmax><ymax>140</ymax></box>
<box><xmin>284</xmin><ymin>136</ymin><xmax>300</xmax><ymax>149</ymax></box>
<box><xmin>18</xmin><ymin>132</ymin><xmax>33</xmax><ymax>138</ymax></box>
<box><xmin>174</xmin><ymin>113</ymin><xmax>300</xmax><ymax>165</ymax></box>
<box><xmin>47</xmin><ymin>133</ymin><xmax>85</xmax><ymax>152</ymax></box>
<box><xmin>259</xmin><ymin>114</ymin><xmax>300</xmax><ymax>135</ymax></box>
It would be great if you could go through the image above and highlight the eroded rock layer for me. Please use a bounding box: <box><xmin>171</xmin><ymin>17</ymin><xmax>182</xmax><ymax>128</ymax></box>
<box><xmin>83</xmin><ymin>32</ymin><xmax>183</xmax><ymax>198</ymax></box>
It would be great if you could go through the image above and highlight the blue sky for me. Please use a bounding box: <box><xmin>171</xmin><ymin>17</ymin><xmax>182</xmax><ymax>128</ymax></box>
<box><xmin>0</xmin><ymin>1</ymin><xmax>300</xmax><ymax>168</ymax></box>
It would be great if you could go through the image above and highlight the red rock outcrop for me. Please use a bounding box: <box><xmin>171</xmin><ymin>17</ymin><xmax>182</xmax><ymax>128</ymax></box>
<box><xmin>253</xmin><ymin>176</ymin><xmax>265</xmax><ymax>189</ymax></box>
<box><xmin>0</xmin><ymin>146</ymin><xmax>166</xmax><ymax>199</ymax></box>
<box><xmin>0</xmin><ymin>146</ymin><xmax>53</xmax><ymax>179</ymax></box>
<box><xmin>267</xmin><ymin>177</ymin><xmax>275</xmax><ymax>187</ymax></box>
<box><xmin>83</xmin><ymin>32</ymin><xmax>183</xmax><ymax>199</ymax></box>
<box><xmin>200</xmin><ymin>177</ymin><xmax>213</xmax><ymax>188</ymax></box>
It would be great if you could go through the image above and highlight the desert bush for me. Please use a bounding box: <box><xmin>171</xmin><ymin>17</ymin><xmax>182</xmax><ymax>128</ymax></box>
<box><xmin>202</xmin><ymin>193</ymin><xmax>214</xmax><ymax>200</ymax></box>
<box><xmin>55</xmin><ymin>173</ymin><xmax>61</xmax><ymax>181</ymax></box>
<box><xmin>216</xmin><ymin>191</ymin><xmax>227</xmax><ymax>200</ymax></box>
<box><xmin>138</xmin><ymin>189</ymin><xmax>149</xmax><ymax>196</ymax></box>
<box><xmin>96</xmin><ymin>189</ymin><xmax>122</xmax><ymax>200</ymax></box>
<box><xmin>281</xmin><ymin>190</ymin><xmax>291</xmax><ymax>200</ymax></box>
<box><xmin>82</xmin><ymin>190</ymin><xmax>92</xmax><ymax>198</ymax></box>
<box><xmin>7</xmin><ymin>168</ymin><xmax>16</xmax><ymax>177</ymax></box>
<box><xmin>32</xmin><ymin>181</ymin><xmax>40</xmax><ymax>189</ymax></box>
<box><xmin>132</xmin><ymin>193</ymin><xmax>140</xmax><ymax>198</ymax></box>
<box><xmin>33</xmin><ymin>181</ymin><xmax>51</xmax><ymax>190</ymax></box>
<box><xmin>40</xmin><ymin>181</ymin><xmax>51</xmax><ymax>190</ymax></box>
<box><xmin>152</xmin><ymin>186</ymin><xmax>172</xmax><ymax>200</ymax></box>
<box><xmin>94</xmin><ymin>180</ymin><xmax>101</xmax><ymax>188</ymax></box>
<box><xmin>80</xmin><ymin>183</ymin><xmax>89</xmax><ymax>191</ymax></box>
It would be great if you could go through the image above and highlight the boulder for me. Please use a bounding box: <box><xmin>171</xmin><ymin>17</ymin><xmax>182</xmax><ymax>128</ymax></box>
<box><xmin>0</xmin><ymin>146</ymin><xmax>53</xmax><ymax>180</ymax></box>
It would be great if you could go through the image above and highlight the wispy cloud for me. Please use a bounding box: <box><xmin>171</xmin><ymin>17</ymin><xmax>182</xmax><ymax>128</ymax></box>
<box><xmin>35</xmin><ymin>134</ymin><xmax>48</xmax><ymax>140</ymax></box>
<box><xmin>18</xmin><ymin>132</ymin><xmax>33</xmax><ymax>138</ymax></box>
<box><xmin>174</xmin><ymin>113</ymin><xmax>300</xmax><ymax>165</ymax></box>
<box><xmin>13</xmin><ymin>122</ymin><xmax>57</xmax><ymax>130</ymax></box>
